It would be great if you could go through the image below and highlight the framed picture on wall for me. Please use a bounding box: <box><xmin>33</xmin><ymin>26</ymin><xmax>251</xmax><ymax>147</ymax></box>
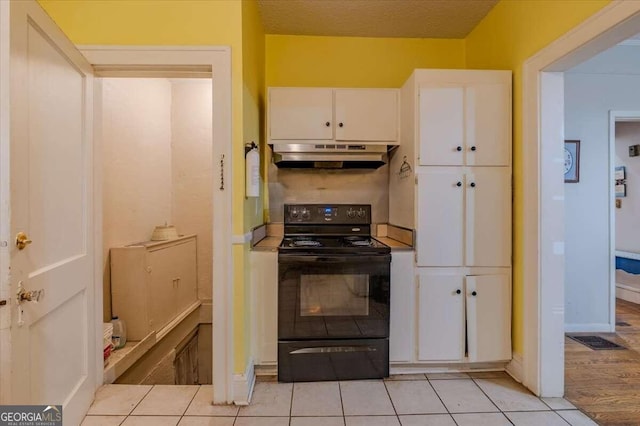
<box><xmin>564</xmin><ymin>140</ymin><xmax>580</xmax><ymax>183</ymax></box>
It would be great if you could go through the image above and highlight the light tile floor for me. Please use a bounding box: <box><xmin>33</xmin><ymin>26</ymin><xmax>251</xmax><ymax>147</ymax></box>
<box><xmin>82</xmin><ymin>373</ymin><xmax>599</xmax><ymax>426</ymax></box>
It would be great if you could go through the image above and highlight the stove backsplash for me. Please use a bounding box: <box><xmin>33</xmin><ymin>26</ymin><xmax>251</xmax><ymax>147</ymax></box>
<box><xmin>267</xmin><ymin>158</ymin><xmax>389</xmax><ymax>223</ymax></box>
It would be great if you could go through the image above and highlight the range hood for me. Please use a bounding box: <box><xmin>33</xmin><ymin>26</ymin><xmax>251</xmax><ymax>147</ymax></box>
<box><xmin>271</xmin><ymin>143</ymin><xmax>397</xmax><ymax>169</ymax></box>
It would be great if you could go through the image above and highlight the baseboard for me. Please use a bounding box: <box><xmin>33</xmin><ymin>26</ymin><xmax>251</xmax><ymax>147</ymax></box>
<box><xmin>564</xmin><ymin>323</ymin><xmax>613</xmax><ymax>333</ymax></box>
<box><xmin>616</xmin><ymin>286</ymin><xmax>640</xmax><ymax>305</ymax></box>
<box><xmin>233</xmin><ymin>358</ymin><xmax>255</xmax><ymax>406</ymax></box>
<box><xmin>506</xmin><ymin>353</ymin><xmax>523</xmax><ymax>383</ymax></box>
<box><xmin>389</xmin><ymin>361</ymin><xmax>508</xmax><ymax>375</ymax></box>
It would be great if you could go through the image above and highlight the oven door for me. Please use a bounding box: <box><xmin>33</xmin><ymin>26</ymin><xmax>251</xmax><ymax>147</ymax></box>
<box><xmin>278</xmin><ymin>253</ymin><xmax>391</xmax><ymax>340</ymax></box>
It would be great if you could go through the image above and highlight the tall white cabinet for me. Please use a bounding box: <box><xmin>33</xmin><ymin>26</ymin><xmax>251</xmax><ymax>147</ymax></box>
<box><xmin>390</xmin><ymin>69</ymin><xmax>512</xmax><ymax>364</ymax></box>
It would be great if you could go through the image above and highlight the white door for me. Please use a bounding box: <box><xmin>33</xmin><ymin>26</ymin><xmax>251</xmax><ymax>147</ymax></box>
<box><xmin>268</xmin><ymin>87</ymin><xmax>333</xmax><ymax>141</ymax></box>
<box><xmin>417</xmin><ymin>271</ymin><xmax>464</xmax><ymax>361</ymax></box>
<box><xmin>389</xmin><ymin>251</ymin><xmax>415</xmax><ymax>362</ymax></box>
<box><xmin>466</xmin><ymin>274</ymin><xmax>511</xmax><ymax>362</ymax></box>
<box><xmin>465</xmin><ymin>83</ymin><xmax>511</xmax><ymax>166</ymax></box>
<box><xmin>416</xmin><ymin>168</ymin><xmax>464</xmax><ymax>266</ymax></box>
<box><xmin>334</xmin><ymin>89</ymin><xmax>398</xmax><ymax>142</ymax></box>
<box><xmin>465</xmin><ymin>167</ymin><xmax>511</xmax><ymax>267</ymax></box>
<box><xmin>418</xmin><ymin>86</ymin><xmax>464</xmax><ymax>166</ymax></box>
<box><xmin>9</xmin><ymin>1</ymin><xmax>95</xmax><ymax>423</ymax></box>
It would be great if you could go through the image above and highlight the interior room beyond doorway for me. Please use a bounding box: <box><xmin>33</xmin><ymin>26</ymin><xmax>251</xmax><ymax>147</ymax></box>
<box><xmin>100</xmin><ymin>77</ymin><xmax>214</xmax><ymax>386</ymax></box>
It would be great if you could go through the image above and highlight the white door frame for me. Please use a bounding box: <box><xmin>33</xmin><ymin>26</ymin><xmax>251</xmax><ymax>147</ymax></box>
<box><xmin>523</xmin><ymin>0</ymin><xmax>640</xmax><ymax>396</ymax></box>
<box><xmin>0</xmin><ymin>0</ymin><xmax>10</xmax><ymax>404</ymax></box>
<box><xmin>79</xmin><ymin>46</ymin><xmax>234</xmax><ymax>404</ymax></box>
<box><xmin>609</xmin><ymin>111</ymin><xmax>640</xmax><ymax>327</ymax></box>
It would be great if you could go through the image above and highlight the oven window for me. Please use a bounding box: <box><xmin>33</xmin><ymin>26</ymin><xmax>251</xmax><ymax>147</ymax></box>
<box><xmin>300</xmin><ymin>274</ymin><xmax>369</xmax><ymax>316</ymax></box>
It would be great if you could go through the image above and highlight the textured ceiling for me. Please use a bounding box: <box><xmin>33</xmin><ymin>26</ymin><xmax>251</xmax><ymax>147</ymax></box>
<box><xmin>256</xmin><ymin>0</ymin><xmax>499</xmax><ymax>39</ymax></box>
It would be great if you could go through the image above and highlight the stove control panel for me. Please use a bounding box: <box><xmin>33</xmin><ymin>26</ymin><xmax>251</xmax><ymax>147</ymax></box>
<box><xmin>284</xmin><ymin>204</ymin><xmax>371</xmax><ymax>224</ymax></box>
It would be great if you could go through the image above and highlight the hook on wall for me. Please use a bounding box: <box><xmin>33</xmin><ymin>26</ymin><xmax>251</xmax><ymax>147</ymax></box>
<box><xmin>398</xmin><ymin>156</ymin><xmax>412</xmax><ymax>179</ymax></box>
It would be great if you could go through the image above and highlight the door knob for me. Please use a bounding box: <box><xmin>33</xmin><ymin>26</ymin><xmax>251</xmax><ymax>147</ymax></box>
<box><xmin>16</xmin><ymin>282</ymin><xmax>44</xmax><ymax>303</ymax></box>
<box><xmin>15</xmin><ymin>232</ymin><xmax>32</xmax><ymax>250</ymax></box>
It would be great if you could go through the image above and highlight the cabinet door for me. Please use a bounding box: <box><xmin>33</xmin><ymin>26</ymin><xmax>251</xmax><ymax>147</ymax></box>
<box><xmin>269</xmin><ymin>87</ymin><xmax>333</xmax><ymax>141</ymax></box>
<box><xmin>175</xmin><ymin>239</ymin><xmax>198</xmax><ymax>314</ymax></box>
<box><xmin>418</xmin><ymin>86</ymin><xmax>464</xmax><ymax>166</ymax></box>
<box><xmin>466</xmin><ymin>274</ymin><xmax>511</xmax><ymax>362</ymax></box>
<box><xmin>417</xmin><ymin>271</ymin><xmax>465</xmax><ymax>361</ymax></box>
<box><xmin>250</xmin><ymin>251</ymin><xmax>278</xmax><ymax>364</ymax></box>
<box><xmin>465</xmin><ymin>167</ymin><xmax>511</xmax><ymax>267</ymax></box>
<box><xmin>148</xmin><ymin>247</ymin><xmax>179</xmax><ymax>332</ymax></box>
<box><xmin>416</xmin><ymin>168</ymin><xmax>464</xmax><ymax>266</ymax></box>
<box><xmin>465</xmin><ymin>83</ymin><xmax>510</xmax><ymax>166</ymax></box>
<box><xmin>334</xmin><ymin>89</ymin><xmax>398</xmax><ymax>141</ymax></box>
<box><xmin>389</xmin><ymin>251</ymin><xmax>415</xmax><ymax>362</ymax></box>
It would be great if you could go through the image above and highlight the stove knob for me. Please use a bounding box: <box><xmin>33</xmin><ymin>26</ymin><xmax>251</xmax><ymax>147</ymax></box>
<box><xmin>301</xmin><ymin>208</ymin><xmax>310</xmax><ymax>219</ymax></box>
<box><xmin>347</xmin><ymin>209</ymin><xmax>355</xmax><ymax>218</ymax></box>
<box><xmin>357</xmin><ymin>209</ymin><xmax>365</xmax><ymax>218</ymax></box>
<box><xmin>290</xmin><ymin>209</ymin><xmax>299</xmax><ymax>218</ymax></box>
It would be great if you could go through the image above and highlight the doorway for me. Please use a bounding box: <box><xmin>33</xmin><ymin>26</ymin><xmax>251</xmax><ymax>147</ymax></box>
<box><xmin>99</xmin><ymin>76</ymin><xmax>214</xmax><ymax>385</ymax></box>
<box><xmin>522</xmin><ymin>2</ymin><xmax>640</xmax><ymax>397</ymax></box>
<box><xmin>80</xmin><ymin>46</ymin><xmax>235</xmax><ymax>404</ymax></box>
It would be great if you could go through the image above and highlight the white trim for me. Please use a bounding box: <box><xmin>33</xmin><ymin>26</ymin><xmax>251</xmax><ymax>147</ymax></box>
<box><xmin>79</xmin><ymin>45</ymin><xmax>234</xmax><ymax>404</ymax></box>
<box><xmin>522</xmin><ymin>0</ymin><xmax>640</xmax><ymax>397</ymax></box>
<box><xmin>564</xmin><ymin>324</ymin><xmax>613</xmax><ymax>333</ymax></box>
<box><xmin>616</xmin><ymin>250</ymin><xmax>640</xmax><ymax>261</ymax></box>
<box><xmin>232</xmin><ymin>232</ymin><xmax>252</xmax><ymax>245</ymax></box>
<box><xmin>506</xmin><ymin>353</ymin><xmax>523</xmax><ymax>383</ymax></box>
<box><xmin>0</xmin><ymin>0</ymin><xmax>10</xmax><ymax>404</ymax></box>
<box><xmin>610</xmin><ymin>113</ymin><xmax>640</xmax><ymax>332</ymax></box>
<box><xmin>233</xmin><ymin>358</ymin><xmax>256</xmax><ymax>406</ymax></box>
<box><xmin>618</xmin><ymin>38</ymin><xmax>640</xmax><ymax>46</ymax></box>
<box><xmin>92</xmin><ymin>75</ymin><xmax>105</xmax><ymax>392</ymax></box>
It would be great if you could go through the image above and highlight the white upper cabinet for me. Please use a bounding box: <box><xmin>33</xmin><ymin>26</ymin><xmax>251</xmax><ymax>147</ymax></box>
<box><xmin>419</xmin><ymin>86</ymin><xmax>464</xmax><ymax>166</ymax></box>
<box><xmin>334</xmin><ymin>89</ymin><xmax>398</xmax><ymax>142</ymax></box>
<box><xmin>418</xmin><ymin>82</ymin><xmax>510</xmax><ymax>166</ymax></box>
<box><xmin>465</xmin><ymin>84</ymin><xmax>511</xmax><ymax>166</ymax></box>
<box><xmin>416</xmin><ymin>167</ymin><xmax>510</xmax><ymax>268</ymax></box>
<box><xmin>268</xmin><ymin>87</ymin><xmax>399</xmax><ymax>144</ymax></box>
<box><xmin>465</xmin><ymin>167</ymin><xmax>511</xmax><ymax>267</ymax></box>
<box><xmin>416</xmin><ymin>168</ymin><xmax>464</xmax><ymax>267</ymax></box>
<box><xmin>269</xmin><ymin>87</ymin><xmax>333</xmax><ymax>141</ymax></box>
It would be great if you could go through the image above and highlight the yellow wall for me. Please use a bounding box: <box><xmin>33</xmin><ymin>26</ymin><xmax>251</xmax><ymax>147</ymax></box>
<box><xmin>266</xmin><ymin>35</ymin><xmax>465</xmax><ymax>88</ymax></box>
<box><xmin>39</xmin><ymin>0</ymin><xmax>248</xmax><ymax>235</ymax></box>
<box><xmin>465</xmin><ymin>0</ymin><xmax>611</xmax><ymax>354</ymax></box>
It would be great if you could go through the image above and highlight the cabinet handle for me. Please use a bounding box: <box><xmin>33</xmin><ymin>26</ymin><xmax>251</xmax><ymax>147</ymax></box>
<box><xmin>456</xmin><ymin>289</ymin><xmax>461</xmax><ymax>294</ymax></box>
<box><xmin>471</xmin><ymin>291</ymin><xmax>477</xmax><ymax>296</ymax></box>
<box><xmin>456</xmin><ymin>181</ymin><xmax>462</xmax><ymax>187</ymax></box>
<box><xmin>456</xmin><ymin>146</ymin><xmax>462</xmax><ymax>152</ymax></box>
<box><xmin>325</xmin><ymin>122</ymin><xmax>330</xmax><ymax>127</ymax></box>
<box><xmin>470</xmin><ymin>182</ymin><xmax>476</xmax><ymax>188</ymax></box>
<box><xmin>470</xmin><ymin>146</ymin><xmax>477</xmax><ymax>151</ymax></box>
<box><xmin>339</xmin><ymin>122</ymin><xmax>344</xmax><ymax>128</ymax></box>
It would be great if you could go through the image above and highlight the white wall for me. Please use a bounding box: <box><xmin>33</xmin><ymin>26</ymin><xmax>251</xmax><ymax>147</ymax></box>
<box><xmin>615</xmin><ymin>121</ymin><xmax>640</xmax><ymax>253</ymax></box>
<box><xmin>102</xmin><ymin>78</ymin><xmax>173</xmax><ymax>321</ymax></box>
<box><xmin>171</xmin><ymin>80</ymin><xmax>213</xmax><ymax>300</ymax></box>
<box><xmin>267</xmin><ymin>164</ymin><xmax>390</xmax><ymax>224</ymax></box>
<box><xmin>564</xmin><ymin>72</ymin><xmax>640</xmax><ymax>329</ymax></box>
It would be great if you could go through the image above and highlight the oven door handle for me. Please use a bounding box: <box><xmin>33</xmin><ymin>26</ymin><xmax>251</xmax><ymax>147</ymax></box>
<box><xmin>289</xmin><ymin>346</ymin><xmax>378</xmax><ymax>354</ymax></box>
<box><xmin>279</xmin><ymin>255</ymin><xmax>390</xmax><ymax>263</ymax></box>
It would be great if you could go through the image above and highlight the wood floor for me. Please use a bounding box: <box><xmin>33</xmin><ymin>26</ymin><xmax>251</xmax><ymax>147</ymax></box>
<box><xmin>565</xmin><ymin>299</ymin><xmax>640</xmax><ymax>425</ymax></box>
